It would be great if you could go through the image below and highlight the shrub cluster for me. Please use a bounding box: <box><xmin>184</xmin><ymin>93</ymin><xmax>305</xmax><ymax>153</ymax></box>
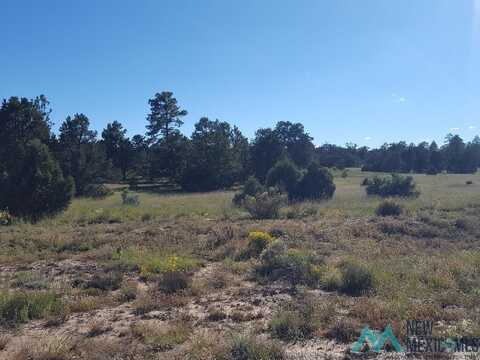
<box><xmin>232</xmin><ymin>176</ymin><xmax>265</xmax><ymax>206</ymax></box>
<box><xmin>366</xmin><ymin>174</ymin><xmax>419</xmax><ymax>198</ymax></box>
<box><xmin>256</xmin><ymin>240</ymin><xmax>322</xmax><ymax>287</ymax></box>
<box><xmin>266</xmin><ymin>158</ymin><xmax>301</xmax><ymax>193</ymax></box>
<box><xmin>83</xmin><ymin>184</ymin><xmax>113</xmax><ymax>199</ymax></box>
<box><xmin>243</xmin><ymin>190</ymin><xmax>286</xmax><ymax>220</ymax></box>
<box><xmin>233</xmin><ymin>162</ymin><xmax>335</xmax><ymax>219</ymax></box>
<box><xmin>338</xmin><ymin>261</ymin><xmax>374</xmax><ymax>296</ymax></box>
<box><xmin>375</xmin><ymin>200</ymin><xmax>403</xmax><ymax>217</ymax></box>
<box><xmin>245</xmin><ymin>231</ymin><xmax>275</xmax><ymax>258</ymax></box>
<box><xmin>266</xmin><ymin>161</ymin><xmax>336</xmax><ymax>201</ymax></box>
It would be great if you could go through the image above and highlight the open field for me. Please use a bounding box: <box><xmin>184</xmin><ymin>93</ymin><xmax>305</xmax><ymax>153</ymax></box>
<box><xmin>1</xmin><ymin>170</ymin><xmax>480</xmax><ymax>359</ymax></box>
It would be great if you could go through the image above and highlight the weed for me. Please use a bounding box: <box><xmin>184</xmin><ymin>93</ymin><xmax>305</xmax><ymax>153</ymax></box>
<box><xmin>119</xmin><ymin>280</ymin><xmax>138</xmax><ymax>301</ymax></box>
<box><xmin>207</xmin><ymin>308</ymin><xmax>227</xmax><ymax>322</ymax></box>
<box><xmin>269</xmin><ymin>297</ymin><xmax>320</xmax><ymax>341</ymax></box>
<box><xmin>339</xmin><ymin>261</ymin><xmax>374</xmax><ymax>296</ymax></box>
<box><xmin>224</xmin><ymin>335</ymin><xmax>285</xmax><ymax>360</ymax></box>
<box><xmin>325</xmin><ymin>318</ymin><xmax>360</xmax><ymax>343</ymax></box>
<box><xmin>121</xmin><ymin>189</ymin><xmax>140</xmax><ymax>206</ymax></box>
<box><xmin>132</xmin><ymin>320</ymin><xmax>191</xmax><ymax>351</ymax></box>
<box><xmin>157</xmin><ymin>271</ymin><xmax>190</xmax><ymax>294</ymax></box>
<box><xmin>87</xmin><ymin>320</ymin><xmax>111</xmax><ymax>337</ymax></box>
<box><xmin>256</xmin><ymin>240</ymin><xmax>322</xmax><ymax>287</ymax></box>
<box><xmin>86</xmin><ymin>271</ymin><xmax>123</xmax><ymax>291</ymax></box>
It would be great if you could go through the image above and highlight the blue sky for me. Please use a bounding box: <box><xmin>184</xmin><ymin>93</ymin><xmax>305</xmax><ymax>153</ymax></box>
<box><xmin>1</xmin><ymin>0</ymin><xmax>479</xmax><ymax>147</ymax></box>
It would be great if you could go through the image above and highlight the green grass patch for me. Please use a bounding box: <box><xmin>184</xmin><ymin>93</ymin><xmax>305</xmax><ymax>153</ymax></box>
<box><xmin>0</xmin><ymin>290</ymin><xmax>65</xmax><ymax>325</ymax></box>
<box><xmin>112</xmin><ymin>247</ymin><xmax>202</xmax><ymax>278</ymax></box>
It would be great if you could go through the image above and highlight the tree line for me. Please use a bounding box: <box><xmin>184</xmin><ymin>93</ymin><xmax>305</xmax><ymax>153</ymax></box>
<box><xmin>1</xmin><ymin>91</ymin><xmax>479</xmax><ymax>219</ymax></box>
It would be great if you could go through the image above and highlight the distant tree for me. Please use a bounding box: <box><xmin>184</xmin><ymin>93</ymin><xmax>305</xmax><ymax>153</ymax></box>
<box><xmin>0</xmin><ymin>96</ymin><xmax>73</xmax><ymax>220</ymax></box>
<box><xmin>274</xmin><ymin>121</ymin><xmax>315</xmax><ymax>168</ymax></box>
<box><xmin>130</xmin><ymin>134</ymin><xmax>149</xmax><ymax>178</ymax></box>
<box><xmin>0</xmin><ymin>139</ymin><xmax>73</xmax><ymax>221</ymax></box>
<box><xmin>146</xmin><ymin>91</ymin><xmax>188</xmax><ymax>179</ymax></box>
<box><xmin>101</xmin><ymin>121</ymin><xmax>133</xmax><ymax>180</ymax></box>
<box><xmin>149</xmin><ymin>132</ymin><xmax>190</xmax><ymax>181</ymax></box>
<box><xmin>443</xmin><ymin>134</ymin><xmax>468</xmax><ymax>173</ymax></box>
<box><xmin>0</xmin><ymin>96</ymin><xmax>52</xmax><ymax>173</ymax></box>
<box><xmin>146</xmin><ymin>91</ymin><xmax>188</xmax><ymax>142</ymax></box>
<box><xmin>412</xmin><ymin>142</ymin><xmax>430</xmax><ymax>173</ymax></box>
<box><xmin>428</xmin><ymin>141</ymin><xmax>443</xmax><ymax>173</ymax></box>
<box><xmin>266</xmin><ymin>157</ymin><xmax>302</xmax><ymax>193</ymax></box>
<box><xmin>251</xmin><ymin>128</ymin><xmax>284</xmax><ymax>181</ymax></box>
<box><xmin>230</xmin><ymin>126</ymin><xmax>251</xmax><ymax>183</ymax></box>
<box><xmin>179</xmin><ymin>117</ymin><xmax>237</xmax><ymax>191</ymax></box>
<box><xmin>58</xmin><ymin>114</ymin><xmax>110</xmax><ymax>195</ymax></box>
<box><xmin>316</xmin><ymin>143</ymin><xmax>363</xmax><ymax>169</ymax></box>
<box><xmin>251</xmin><ymin>121</ymin><xmax>315</xmax><ymax>181</ymax></box>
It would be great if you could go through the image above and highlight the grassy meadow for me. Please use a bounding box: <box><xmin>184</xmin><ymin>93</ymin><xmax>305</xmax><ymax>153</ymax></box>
<box><xmin>43</xmin><ymin>168</ymin><xmax>480</xmax><ymax>223</ymax></box>
<box><xmin>1</xmin><ymin>169</ymin><xmax>480</xmax><ymax>359</ymax></box>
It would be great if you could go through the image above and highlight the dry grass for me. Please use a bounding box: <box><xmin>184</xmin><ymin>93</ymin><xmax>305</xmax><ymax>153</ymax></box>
<box><xmin>1</xmin><ymin>170</ymin><xmax>480</xmax><ymax>357</ymax></box>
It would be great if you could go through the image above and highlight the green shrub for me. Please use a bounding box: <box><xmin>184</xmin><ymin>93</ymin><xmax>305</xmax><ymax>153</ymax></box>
<box><xmin>290</xmin><ymin>163</ymin><xmax>335</xmax><ymax>201</ymax></box>
<box><xmin>243</xmin><ymin>190</ymin><xmax>286</xmax><ymax>219</ymax></box>
<box><xmin>120</xmin><ymin>281</ymin><xmax>138</xmax><ymax>301</ymax></box>
<box><xmin>375</xmin><ymin>200</ymin><xmax>403</xmax><ymax>217</ymax></box>
<box><xmin>339</xmin><ymin>261</ymin><xmax>374</xmax><ymax>296</ymax></box>
<box><xmin>341</xmin><ymin>169</ymin><xmax>348</xmax><ymax>178</ymax></box>
<box><xmin>232</xmin><ymin>176</ymin><xmax>265</xmax><ymax>206</ymax></box>
<box><xmin>121</xmin><ymin>189</ymin><xmax>139</xmax><ymax>206</ymax></box>
<box><xmin>83</xmin><ymin>184</ymin><xmax>113</xmax><ymax>199</ymax></box>
<box><xmin>266</xmin><ymin>158</ymin><xmax>302</xmax><ymax>193</ymax></box>
<box><xmin>320</xmin><ymin>265</ymin><xmax>342</xmax><ymax>291</ymax></box>
<box><xmin>366</xmin><ymin>174</ymin><xmax>419</xmax><ymax>198</ymax></box>
<box><xmin>0</xmin><ymin>291</ymin><xmax>65</xmax><ymax>325</ymax></box>
<box><xmin>256</xmin><ymin>240</ymin><xmax>322</xmax><ymax>287</ymax></box>
<box><xmin>0</xmin><ymin>139</ymin><xmax>73</xmax><ymax>221</ymax></box>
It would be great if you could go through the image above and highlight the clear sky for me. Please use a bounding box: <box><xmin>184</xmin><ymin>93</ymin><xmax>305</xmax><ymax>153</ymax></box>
<box><xmin>1</xmin><ymin>0</ymin><xmax>479</xmax><ymax>147</ymax></box>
